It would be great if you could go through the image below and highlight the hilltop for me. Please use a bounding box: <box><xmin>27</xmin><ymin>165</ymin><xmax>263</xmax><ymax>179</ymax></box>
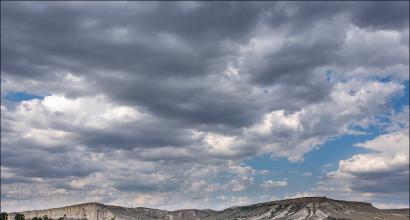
<box><xmin>5</xmin><ymin>197</ymin><xmax>409</xmax><ymax>220</ymax></box>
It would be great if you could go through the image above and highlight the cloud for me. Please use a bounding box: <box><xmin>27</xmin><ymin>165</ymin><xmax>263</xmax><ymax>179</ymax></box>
<box><xmin>260</xmin><ymin>180</ymin><xmax>288</xmax><ymax>189</ymax></box>
<box><xmin>386</xmin><ymin>106</ymin><xmax>410</xmax><ymax>132</ymax></box>
<box><xmin>302</xmin><ymin>172</ymin><xmax>313</xmax><ymax>177</ymax></box>
<box><xmin>133</xmin><ymin>193</ymin><xmax>170</xmax><ymax>207</ymax></box>
<box><xmin>227</xmin><ymin>177</ymin><xmax>254</xmax><ymax>192</ymax></box>
<box><xmin>309</xmin><ymin>107</ymin><xmax>410</xmax><ymax>206</ymax></box>
<box><xmin>328</xmin><ymin>129</ymin><xmax>409</xmax><ymax>194</ymax></box>
<box><xmin>350</xmin><ymin>1</ymin><xmax>409</xmax><ymax>30</ymax></box>
<box><xmin>1</xmin><ymin>1</ymin><xmax>409</xmax><ymax>211</ymax></box>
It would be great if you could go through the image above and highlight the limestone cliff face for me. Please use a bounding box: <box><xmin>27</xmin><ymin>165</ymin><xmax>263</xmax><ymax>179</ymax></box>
<box><xmin>5</xmin><ymin>197</ymin><xmax>410</xmax><ymax>220</ymax></box>
<box><xmin>7</xmin><ymin>203</ymin><xmax>115</xmax><ymax>220</ymax></box>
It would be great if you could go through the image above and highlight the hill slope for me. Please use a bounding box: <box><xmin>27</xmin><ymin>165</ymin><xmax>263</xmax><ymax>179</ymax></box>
<box><xmin>6</xmin><ymin>197</ymin><xmax>409</xmax><ymax>220</ymax></box>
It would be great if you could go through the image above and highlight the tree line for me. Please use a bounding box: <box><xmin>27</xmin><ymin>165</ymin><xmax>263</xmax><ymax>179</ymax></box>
<box><xmin>0</xmin><ymin>213</ymin><xmax>66</xmax><ymax>220</ymax></box>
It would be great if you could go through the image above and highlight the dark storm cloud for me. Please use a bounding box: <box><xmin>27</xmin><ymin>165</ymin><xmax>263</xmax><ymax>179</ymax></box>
<box><xmin>1</xmin><ymin>2</ymin><xmax>262</xmax><ymax>79</ymax></box>
<box><xmin>244</xmin><ymin>38</ymin><xmax>342</xmax><ymax>86</ymax></box>
<box><xmin>0</xmin><ymin>176</ymin><xmax>42</xmax><ymax>185</ymax></box>
<box><xmin>262</xmin><ymin>2</ymin><xmax>348</xmax><ymax>34</ymax></box>
<box><xmin>113</xmin><ymin>180</ymin><xmax>179</xmax><ymax>193</ymax></box>
<box><xmin>263</xmin><ymin>1</ymin><xmax>409</xmax><ymax>32</ymax></box>
<box><xmin>343</xmin><ymin>162</ymin><xmax>410</xmax><ymax>194</ymax></box>
<box><xmin>1</xmin><ymin>1</ymin><xmax>269</xmax><ymax>127</ymax></box>
<box><xmin>2</xmin><ymin>1</ymin><xmax>408</xmax><ymax>129</ymax></box>
<box><xmin>1</xmin><ymin>0</ymin><xmax>408</xmax><ymax>157</ymax></box>
<box><xmin>79</xmin><ymin>122</ymin><xmax>195</xmax><ymax>150</ymax></box>
<box><xmin>93</xmin><ymin>75</ymin><xmax>261</xmax><ymax>127</ymax></box>
<box><xmin>1</xmin><ymin>146</ymin><xmax>102</xmax><ymax>178</ymax></box>
<box><xmin>244</xmin><ymin>2</ymin><xmax>409</xmax><ymax>86</ymax></box>
<box><xmin>350</xmin><ymin>171</ymin><xmax>409</xmax><ymax>194</ymax></box>
<box><xmin>326</xmin><ymin>167</ymin><xmax>410</xmax><ymax>196</ymax></box>
<box><xmin>1</xmin><ymin>128</ymin><xmax>100</xmax><ymax>180</ymax></box>
<box><xmin>351</xmin><ymin>1</ymin><xmax>409</xmax><ymax>30</ymax></box>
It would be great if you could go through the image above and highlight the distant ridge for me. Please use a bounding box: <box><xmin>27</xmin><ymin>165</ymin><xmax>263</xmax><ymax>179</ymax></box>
<box><xmin>5</xmin><ymin>196</ymin><xmax>409</xmax><ymax>220</ymax></box>
<box><xmin>233</xmin><ymin>196</ymin><xmax>373</xmax><ymax>207</ymax></box>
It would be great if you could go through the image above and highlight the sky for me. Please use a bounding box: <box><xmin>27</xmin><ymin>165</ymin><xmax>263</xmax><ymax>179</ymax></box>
<box><xmin>0</xmin><ymin>1</ymin><xmax>409</xmax><ymax>212</ymax></box>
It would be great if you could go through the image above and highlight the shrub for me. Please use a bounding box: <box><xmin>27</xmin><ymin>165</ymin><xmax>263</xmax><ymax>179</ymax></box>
<box><xmin>14</xmin><ymin>214</ymin><xmax>25</xmax><ymax>220</ymax></box>
<box><xmin>0</xmin><ymin>213</ymin><xmax>8</xmax><ymax>220</ymax></box>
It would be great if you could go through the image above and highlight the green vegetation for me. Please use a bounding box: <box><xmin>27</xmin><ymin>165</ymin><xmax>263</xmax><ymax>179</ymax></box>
<box><xmin>0</xmin><ymin>213</ymin><xmax>8</xmax><ymax>220</ymax></box>
<box><xmin>14</xmin><ymin>213</ymin><xmax>25</xmax><ymax>220</ymax></box>
<box><xmin>58</xmin><ymin>214</ymin><xmax>67</xmax><ymax>220</ymax></box>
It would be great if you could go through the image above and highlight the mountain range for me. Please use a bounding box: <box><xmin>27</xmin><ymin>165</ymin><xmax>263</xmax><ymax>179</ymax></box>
<box><xmin>5</xmin><ymin>197</ymin><xmax>409</xmax><ymax>220</ymax></box>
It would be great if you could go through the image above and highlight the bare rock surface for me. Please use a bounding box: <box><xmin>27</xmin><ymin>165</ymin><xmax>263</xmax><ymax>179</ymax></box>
<box><xmin>5</xmin><ymin>197</ymin><xmax>409</xmax><ymax>220</ymax></box>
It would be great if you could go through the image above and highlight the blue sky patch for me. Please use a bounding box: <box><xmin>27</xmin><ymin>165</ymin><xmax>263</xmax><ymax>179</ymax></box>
<box><xmin>4</xmin><ymin>91</ymin><xmax>44</xmax><ymax>102</ymax></box>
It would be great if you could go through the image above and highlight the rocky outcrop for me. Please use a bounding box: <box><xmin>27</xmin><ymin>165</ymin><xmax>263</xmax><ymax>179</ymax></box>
<box><xmin>5</xmin><ymin>197</ymin><xmax>410</xmax><ymax>220</ymax></box>
<box><xmin>7</xmin><ymin>203</ymin><xmax>115</xmax><ymax>220</ymax></box>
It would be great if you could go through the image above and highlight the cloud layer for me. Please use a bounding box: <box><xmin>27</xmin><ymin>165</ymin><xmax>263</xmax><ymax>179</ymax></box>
<box><xmin>1</xmin><ymin>1</ymin><xmax>409</xmax><ymax>211</ymax></box>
